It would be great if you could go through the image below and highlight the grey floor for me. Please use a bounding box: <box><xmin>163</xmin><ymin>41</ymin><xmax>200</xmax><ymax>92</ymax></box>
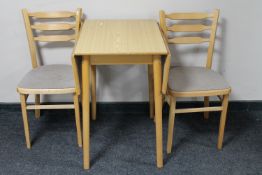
<box><xmin>0</xmin><ymin>104</ymin><xmax>261</xmax><ymax>175</ymax></box>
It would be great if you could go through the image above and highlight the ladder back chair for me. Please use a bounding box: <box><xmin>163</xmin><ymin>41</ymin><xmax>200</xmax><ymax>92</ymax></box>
<box><xmin>17</xmin><ymin>8</ymin><xmax>83</xmax><ymax>149</ymax></box>
<box><xmin>159</xmin><ymin>9</ymin><xmax>231</xmax><ymax>153</ymax></box>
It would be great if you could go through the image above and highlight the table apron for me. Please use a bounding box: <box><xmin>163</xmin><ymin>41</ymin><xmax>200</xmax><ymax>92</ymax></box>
<box><xmin>90</xmin><ymin>55</ymin><xmax>153</xmax><ymax>65</ymax></box>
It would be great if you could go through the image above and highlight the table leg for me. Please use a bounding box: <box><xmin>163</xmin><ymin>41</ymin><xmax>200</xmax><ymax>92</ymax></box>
<box><xmin>91</xmin><ymin>65</ymin><xmax>97</xmax><ymax>120</ymax></box>
<box><xmin>82</xmin><ymin>56</ymin><xmax>90</xmax><ymax>169</ymax></box>
<box><xmin>148</xmin><ymin>65</ymin><xmax>154</xmax><ymax>119</ymax></box>
<box><xmin>153</xmin><ymin>55</ymin><xmax>163</xmax><ymax>168</ymax></box>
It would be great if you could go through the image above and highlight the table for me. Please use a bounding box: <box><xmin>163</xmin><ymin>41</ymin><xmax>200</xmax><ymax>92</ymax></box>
<box><xmin>74</xmin><ymin>19</ymin><xmax>168</xmax><ymax>169</ymax></box>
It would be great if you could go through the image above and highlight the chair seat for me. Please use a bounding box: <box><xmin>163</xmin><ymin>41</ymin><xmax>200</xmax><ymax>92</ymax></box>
<box><xmin>168</xmin><ymin>67</ymin><xmax>230</xmax><ymax>92</ymax></box>
<box><xmin>17</xmin><ymin>64</ymin><xmax>75</xmax><ymax>91</ymax></box>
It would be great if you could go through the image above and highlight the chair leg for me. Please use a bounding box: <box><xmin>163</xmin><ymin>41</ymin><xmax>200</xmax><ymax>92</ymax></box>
<box><xmin>204</xmin><ymin>96</ymin><xmax>209</xmax><ymax>119</ymax></box>
<box><xmin>35</xmin><ymin>94</ymin><xmax>40</xmax><ymax>119</ymax></box>
<box><xmin>91</xmin><ymin>65</ymin><xmax>96</xmax><ymax>121</ymax></box>
<box><xmin>74</xmin><ymin>94</ymin><xmax>82</xmax><ymax>147</ymax></box>
<box><xmin>167</xmin><ymin>96</ymin><xmax>176</xmax><ymax>154</ymax></box>
<box><xmin>20</xmin><ymin>94</ymin><xmax>31</xmax><ymax>149</ymax></box>
<box><xmin>217</xmin><ymin>94</ymin><xmax>229</xmax><ymax>150</ymax></box>
<box><xmin>148</xmin><ymin>65</ymin><xmax>154</xmax><ymax>119</ymax></box>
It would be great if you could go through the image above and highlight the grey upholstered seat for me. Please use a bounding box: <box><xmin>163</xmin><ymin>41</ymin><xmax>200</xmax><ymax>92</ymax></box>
<box><xmin>168</xmin><ymin>66</ymin><xmax>230</xmax><ymax>92</ymax></box>
<box><xmin>18</xmin><ymin>64</ymin><xmax>75</xmax><ymax>90</ymax></box>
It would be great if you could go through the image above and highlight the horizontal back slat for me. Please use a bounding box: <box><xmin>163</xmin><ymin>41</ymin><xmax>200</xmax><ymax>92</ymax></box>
<box><xmin>168</xmin><ymin>37</ymin><xmax>209</xmax><ymax>44</ymax></box>
<box><xmin>31</xmin><ymin>23</ymin><xmax>75</xmax><ymax>31</ymax></box>
<box><xmin>34</xmin><ymin>35</ymin><xmax>76</xmax><ymax>42</ymax></box>
<box><xmin>166</xmin><ymin>13</ymin><xmax>212</xmax><ymax>20</ymax></box>
<box><xmin>168</xmin><ymin>24</ymin><xmax>211</xmax><ymax>32</ymax></box>
<box><xmin>29</xmin><ymin>11</ymin><xmax>76</xmax><ymax>18</ymax></box>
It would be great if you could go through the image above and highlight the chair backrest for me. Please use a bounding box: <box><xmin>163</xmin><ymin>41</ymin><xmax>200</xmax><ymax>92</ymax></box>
<box><xmin>22</xmin><ymin>8</ymin><xmax>82</xmax><ymax>68</ymax></box>
<box><xmin>159</xmin><ymin>9</ymin><xmax>219</xmax><ymax>94</ymax></box>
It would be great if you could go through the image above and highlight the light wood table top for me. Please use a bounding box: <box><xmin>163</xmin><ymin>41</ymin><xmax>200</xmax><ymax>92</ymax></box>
<box><xmin>74</xmin><ymin>20</ymin><xmax>167</xmax><ymax>55</ymax></box>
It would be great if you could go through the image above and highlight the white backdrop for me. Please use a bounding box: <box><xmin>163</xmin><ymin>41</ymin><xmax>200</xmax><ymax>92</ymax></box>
<box><xmin>0</xmin><ymin>0</ymin><xmax>261</xmax><ymax>102</ymax></box>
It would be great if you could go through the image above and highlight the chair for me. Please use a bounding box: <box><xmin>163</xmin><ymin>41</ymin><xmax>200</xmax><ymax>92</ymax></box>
<box><xmin>159</xmin><ymin>9</ymin><xmax>231</xmax><ymax>153</ymax></box>
<box><xmin>17</xmin><ymin>8</ymin><xmax>83</xmax><ymax>149</ymax></box>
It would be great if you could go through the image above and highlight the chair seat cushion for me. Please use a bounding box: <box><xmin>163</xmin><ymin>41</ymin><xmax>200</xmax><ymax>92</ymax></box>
<box><xmin>168</xmin><ymin>67</ymin><xmax>230</xmax><ymax>92</ymax></box>
<box><xmin>18</xmin><ymin>64</ymin><xmax>75</xmax><ymax>90</ymax></box>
